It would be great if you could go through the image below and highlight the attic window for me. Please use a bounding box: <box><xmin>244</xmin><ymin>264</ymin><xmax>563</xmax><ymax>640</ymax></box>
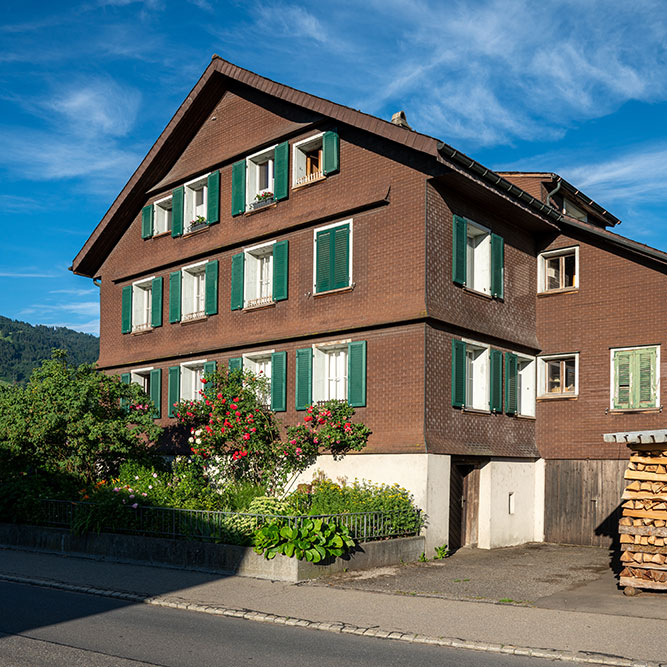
<box><xmin>292</xmin><ymin>131</ymin><xmax>339</xmax><ymax>188</ymax></box>
<box><xmin>563</xmin><ymin>198</ymin><xmax>587</xmax><ymax>222</ymax></box>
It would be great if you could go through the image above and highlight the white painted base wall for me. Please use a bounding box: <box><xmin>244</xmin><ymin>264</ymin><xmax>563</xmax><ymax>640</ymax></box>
<box><xmin>477</xmin><ymin>458</ymin><xmax>545</xmax><ymax>549</ymax></box>
<box><xmin>291</xmin><ymin>454</ymin><xmax>451</xmax><ymax>553</ymax></box>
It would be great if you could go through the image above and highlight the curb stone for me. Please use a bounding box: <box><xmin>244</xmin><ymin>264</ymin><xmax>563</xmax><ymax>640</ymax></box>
<box><xmin>0</xmin><ymin>573</ymin><xmax>660</xmax><ymax>667</ymax></box>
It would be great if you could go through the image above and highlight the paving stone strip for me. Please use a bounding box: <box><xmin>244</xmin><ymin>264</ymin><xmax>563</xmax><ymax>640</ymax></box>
<box><xmin>0</xmin><ymin>573</ymin><xmax>659</xmax><ymax>667</ymax></box>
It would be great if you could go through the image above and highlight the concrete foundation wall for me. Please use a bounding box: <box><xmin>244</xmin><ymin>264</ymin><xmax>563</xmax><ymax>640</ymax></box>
<box><xmin>478</xmin><ymin>458</ymin><xmax>544</xmax><ymax>549</ymax></box>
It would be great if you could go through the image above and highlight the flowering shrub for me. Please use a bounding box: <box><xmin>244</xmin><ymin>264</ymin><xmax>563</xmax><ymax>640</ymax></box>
<box><xmin>173</xmin><ymin>368</ymin><xmax>371</xmax><ymax>492</ymax></box>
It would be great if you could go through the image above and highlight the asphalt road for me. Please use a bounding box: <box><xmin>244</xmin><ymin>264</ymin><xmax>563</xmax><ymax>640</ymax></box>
<box><xmin>0</xmin><ymin>581</ymin><xmax>551</xmax><ymax>666</ymax></box>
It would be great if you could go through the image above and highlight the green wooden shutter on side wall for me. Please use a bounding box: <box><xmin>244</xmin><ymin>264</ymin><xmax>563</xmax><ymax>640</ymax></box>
<box><xmin>273</xmin><ymin>142</ymin><xmax>289</xmax><ymax>201</ymax></box>
<box><xmin>151</xmin><ymin>277</ymin><xmax>163</xmax><ymax>328</ymax></box>
<box><xmin>452</xmin><ymin>215</ymin><xmax>467</xmax><ymax>286</ymax></box>
<box><xmin>505</xmin><ymin>352</ymin><xmax>518</xmax><ymax>416</ymax></box>
<box><xmin>120</xmin><ymin>372</ymin><xmax>131</xmax><ymax>411</ymax></box>
<box><xmin>271</xmin><ymin>351</ymin><xmax>287</xmax><ymax>412</ymax></box>
<box><xmin>121</xmin><ymin>285</ymin><xmax>132</xmax><ymax>334</ymax></box>
<box><xmin>272</xmin><ymin>240</ymin><xmax>288</xmax><ymax>301</ymax></box>
<box><xmin>228</xmin><ymin>357</ymin><xmax>243</xmax><ymax>373</ymax></box>
<box><xmin>231</xmin><ymin>160</ymin><xmax>246</xmax><ymax>216</ymax></box>
<box><xmin>295</xmin><ymin>348</ymin><xmax>313</xmax><ymax>411</ymax></box>
<box><xmin>150</xmin><ymin>368</ymin><xmax>162</xmax><ymax>419</ymax></box>
<box><xmin>451</xmin><ymin>339</ymin><xmax>466</xmax><ymax>408</ymax></box>
<box><xmin>491</xmin><ymin>233</ymin><xmax>504</xmax><ymax>299</ymax></box>
<box><xmin>171</xmin><ymin>186</ymin><xmax>184</xmax><ymax>237</ymax></box>
<box><xmin>637</xmin><ymin>347</ymin><xmax>657</xmax><ymax>409</ymax></box>
<box><xmin>205</xmin><ymin>260</ymin><xmax>218</xmax><ymax>316</ymax></box>
<box><xmin>315</xmin><ymin>229</ymin><xmax>332</xmax><ymax>293</ymax></box>
<box><xmin>348</xmin><ymin>341</ymin><xmax>367</xmax><ymax>407</ymax></box>
<box><xmin>141</xmin><ymin>205</ymin><xmax>154</xmax><ymax>239</ymax></box>
<box><xmin>207</xmin><ymin>171</ymin><xmax>220</xmax><ymax>224</ymax></box>
<box><xmin>168</xmin><ymin>366</ymin><xmax>180</xmax><ymax>417</ymax></box>
<box><xmin>202</xmin><ymin>361</ymin><xmax>217</xmax><ymax>400</ymax></box>
<box><xmin>323</xmin><ymin>130</ymin><xmax>339</xmax><ymax>175</ymax></box>
<box><xmin>169</xmin><ymin>271</ymin><xmax>181</xmax><ymax>323</ymax></box>
<box><xmin>231</xmin><ymin>253</ymin><xmax>245</xmax><ymax>310</ymax></box>
<box><xmin>490</xmin><ymin>348</ymin><xmax>503</xmax><ymax>413</ymax></box>
<box><xmin>614</xmin><ymin>351</ymin><xmax>632</xmax><ymax>409</ymax></box>
<box><xmin>333</xmin><ymin>224</ymin><xmax>350</xmax><ymax>289</ymax></box>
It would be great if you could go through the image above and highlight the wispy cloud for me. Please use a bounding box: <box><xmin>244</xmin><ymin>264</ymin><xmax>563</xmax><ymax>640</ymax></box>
<box><xmin>49</xmin><ymin>288</ymin><xmax>97</xmax><ymax>296</ymax></box>
<box><xmin>0</xmin><ymin>195</ymin><xmax>45</xmax><ymax>213</ymax></box>
<box><xmin>0</xmin><ymin>271</ymin><xmax>60</xmax><ymax>278</ymax></box>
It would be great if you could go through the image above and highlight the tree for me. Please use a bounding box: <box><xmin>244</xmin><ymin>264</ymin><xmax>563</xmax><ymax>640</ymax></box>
<box><xmin>0</xmin><ymin>350</ymin><xmax>162</xmax><ymax>483</ymax></box>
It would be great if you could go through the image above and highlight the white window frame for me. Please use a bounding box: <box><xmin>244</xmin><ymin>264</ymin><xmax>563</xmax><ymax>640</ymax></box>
<box><xmin>243</xmin><ymin>240</ymin><xmax>275</xmax><ymax>309</ymax></box>
<box><xmin>465</xmin><ymin>220</ymin><xmax>491</xmax><ymax>295</ymax></box>
<box><xmin>609</xmin><ymin>345</ymin><xmax>660</xmax><ymax>411</ymax></box>
<box><xmin>181</xmin><ymin>260</ymin><xmax>207</xmax><ymax>322</ymax></box>
<box><xmin>130</xmin><ymin>366</ymin><xmax>153</xmax><ymax>394</ymax></box>
<box><xmin>184</xmin><ymin>174</ymin><xmax>209</xmax><ymax>232</ymax></box>
<box><xmin>462</xmin><ymin>338</ymin><xmax>490</xmax><ymax>411</ymax></box>
<box><xmin>514</xmin><ymin>353</ymin><xmax>536</xmax><ymax>417</ymax></box>
<box><xmin>153</xmin><ymin>195</ymin><xmax>173</xmax><ymax>235</ymax></box>
<box><xmin>243</xmin><ymin>349</ymin><xmax>275</xmax><ymax>406</ymax></box>
<box><xmin>292</xmin><ymin>132</ymin><xmax>325</xmax><ymax>187</ymax></box>
<box><xmin>312</xmin><ymin>339</ymin><xmax>351</xmax><ymax>403</ymax></box>
<box><xmin>538</xmin><ymin>246</ymin><xmax>579</xmax><ymax>293</ymax></box>
<box><xmin>180</xmin><ymin>359</ymin><xmax>206</xmax><ymax>402</ymax></box>
<box><xmin>246</xmin><ymin>145</ymin><xmax>276</xmax><ymax>208</ymax></box>
<box><xmin>537</xmin><ymin>353</ymin><xmax>579</xmax><ymax>398</ymax></box>
<box><xmin>312</xmin><ymin>219</ymin><xmax>353</xmax><ymax>293</ymax></box>
<box><xmin>131</xmin><ymin>276</ymin><xmax>154</xmax><ymax>333</ymax></box>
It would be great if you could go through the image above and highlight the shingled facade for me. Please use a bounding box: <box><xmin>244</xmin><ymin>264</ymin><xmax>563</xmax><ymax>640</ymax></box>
<box><xmin>73</xmin><ymin>57</ymin><xmax>667</xmax><ymax>551</ymax></box>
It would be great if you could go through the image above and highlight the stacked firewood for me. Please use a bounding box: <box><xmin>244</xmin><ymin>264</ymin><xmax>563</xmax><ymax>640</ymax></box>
<box><xmin>618</xmin><ymin>445</ymin><xmax>667</xmax><ymax>594</ymax></box>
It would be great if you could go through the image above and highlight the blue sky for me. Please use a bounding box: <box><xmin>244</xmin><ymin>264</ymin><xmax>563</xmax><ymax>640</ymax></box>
<box><xmin>2</xmin><ymin>0</ymin><xmax>667</xmax><ymax>335</ymax></box>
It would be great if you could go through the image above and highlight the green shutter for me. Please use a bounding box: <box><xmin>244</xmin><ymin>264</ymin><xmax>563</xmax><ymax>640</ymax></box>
<box><xmin>295</xmin><ymin>347</ymin><xmax>313</xmax><ymax>411</ymax></box>
<box><xmin>205</xmin><ymin>260</ymin><xmax>218</xmax><ymax>316</ymax></box>
<box><xmin>505</xmin><ymin>352</ymin><xmax>518</xmax><ymax>416</ymax></box>
<box><xmin>169</xmin><ymin>271</ymin><xmax>181</xmax><ymax>323</ymax></box>
<box><xmin>120</xmin><ymin>372</ymin><xmax>131</xmax><ymax>385</ymax></box>
<box><xmin>151</xmin><ymin>277</ymin><xmax>163</xmax><ymax>328</ymax></box>
<box><xmin>168</xmin><ymin>366</ymin><xmax>180</xmax><ymax>417</ymax></box>
<box><xmin>231</xmin><ymin>252</ymin><xmax>245</xmax><ymax>310</ymax></box>
<box><xmin>452</xmin><ymin>215</ymin><xmax>467</xmax><ymax>286</ymax></box>
<box><xmin>274</xmin><ymin>142</ymin><xmax>289</xmax><ymax>201</ymax></box>
<box><xmin>228</xmin><ymin>357</ymin><xmax>243</xmax><ymax>373</ymax></box>
<box><xmin>141</xmin><ymin>205</ymin><xmax>154</xmax><ymax>239</ymax></box>
<box><xmin>333</xmin><ymin>224</ymin><xmax>350</xmax><ymax>289</ymax></box>
<box><xmin>636</xmin><ymin>347</ymin><xmax>657</xmax><ymax>409</ymax></box>
<box><xmin>348</xmin><ymin>341</ymin><xmax>367</xmax><ymax>407</ymax></box>
<box><xmin>203</xmin><ymin>360</ymin><xmax>217</xmax><ymax>399</ymax></box>
<box><xmin>315</xmin><ymin>229</ymin><xmax>332</xmax><ymax>293</ymax></box>
<box><xmin>271</xmin><ymin>351</ymin><xmax>287</xmax><ymax>412</ymax></box>
<box><xmin>323</xmin><ymin>130</ymin><xmax>339</xmax><ymax>175</ymax></box>
<box><xmin>614</xmin><ymin>351</ymin><xmax>632</xmax><ymax>409</ymax></box>
<box><xmin>231</xmin><ymin>160</ymin><xmax>246</xmax><ymax>216</ymax></box>
<box><xmin>273</xmin><ymin>240</ymin><xmax>288</xmax><ymax>301</ymax></box>
<box><xmin>121</xmin><ymin>285</ymin><xmax>132</xmax><ymax>334</ymax></box>
<box><xmin>491</xmin><ymin>233</ymin><xmax>504</xmax><ymax>299</ymax></box>
<box><xmin>120</xmin><ymin>372</ymin><xmax>131</xmax><ymax>412</ymax></box>
<box><xmin>150</xmin><ymin>368</ymin><xmax>162</xmax><ymax>419</ymax></box>
<box><xmin>207</xmin><ymin>171</ymin><xmax>220</xmax><ymax>224</ymax></box>
<box><xmin>490</xmin><ymin>349</ymin><xmax>503</xmax><ymax>412</ymax></box>
<box><xmin>451</xmin><ymin>339</ymin><xmax>466</xmax><ymax>408</ymax></box>
<box><xmin>171</xmin><ymin>186</ymin><xmax>184</xmax><ymax>237</ymax></box>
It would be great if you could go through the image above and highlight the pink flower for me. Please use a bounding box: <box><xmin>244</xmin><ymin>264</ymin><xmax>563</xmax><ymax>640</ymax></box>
<box><xmin>142</xmin><ymin>492</ymin><xmax>147</xmax><ymax>497</ymax></box>
<box><xmin>242</xmin><ymin>433</ymin><xmax>250</xmax><ymax>440</ymax></box>
<box><xmin>129</xmin><ymin>494</ymin><xmax>135</xmax><ymax>499</ymax></box>
<box><xmin>290</xmin><ymin>439</ymin><xmax>297</xmax><ymax>445</ymax></box>
<box><xmin>152</xmin><ymin>473</ymin><xmax>158</xmax><ymax>478</ymax></box>
<box><xmin>217</xmin><ymin>393</ymin><xmax>223</xmax><ymax>399</ymax></box>
<box><xmin>296</xmin><ymin>447</ymin><xmax>302</xmax><ymax>455</ymax></box>
<box><xmin>132</xmin><ymin>503</ymin><xmax>138</xmax><ymax>509</ymax></box>
<box><xmin>113</xmin><ymin>487</ymin><xmax>119</xmax><ymax>492</ymax></box>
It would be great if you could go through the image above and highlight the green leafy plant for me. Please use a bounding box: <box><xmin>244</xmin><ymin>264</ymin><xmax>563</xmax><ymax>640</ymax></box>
<box><xmin>419</xmin><ymin>551</ymin><xmax>428</xmax><ymax>562</ymax></box>
<box><xmin>253</xmin><ymin>517</ymin><xmax>355</xmax><ymax>563</ymax></box>
<box><xmin>433</xmin><ymin>543</ymin><xmax>450</xmax><ymax>559</ymax></box>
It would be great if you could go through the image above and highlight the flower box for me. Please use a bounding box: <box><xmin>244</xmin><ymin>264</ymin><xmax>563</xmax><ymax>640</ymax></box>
<box><xmin>248</xmin><ymin>197</ymin><xmax>275</xmax><ymax>212</ymax></box>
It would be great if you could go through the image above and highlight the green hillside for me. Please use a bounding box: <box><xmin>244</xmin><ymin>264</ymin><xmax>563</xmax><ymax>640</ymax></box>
<box><xmin>0</xmin><ymin>316</ymin><xmax>99</xmax><ymax>385</ymax></box>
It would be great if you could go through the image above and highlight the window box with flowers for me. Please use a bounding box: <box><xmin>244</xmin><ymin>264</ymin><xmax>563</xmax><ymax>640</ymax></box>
<box><xmin>248</xmin><ymin>191</ymin><xmax>275</xmax><ymax>211</ymax></box>
<box><xmin>187</xmin><ymin>215</ymin><xmax>208</xmax><ymax>233</ymax></box>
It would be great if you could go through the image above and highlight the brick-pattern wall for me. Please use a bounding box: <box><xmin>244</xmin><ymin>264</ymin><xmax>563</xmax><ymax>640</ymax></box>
<box><xmin>537</xmin><ymin>231</ymin><xmax>667</xmax><ymax>460</ymax></box>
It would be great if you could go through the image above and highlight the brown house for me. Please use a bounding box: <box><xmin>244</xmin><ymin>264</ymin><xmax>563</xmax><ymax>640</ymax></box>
<box><xmin>72</xmin><ymin>57</ymin><xmax>667</xmax><ymax>551</ymax></box>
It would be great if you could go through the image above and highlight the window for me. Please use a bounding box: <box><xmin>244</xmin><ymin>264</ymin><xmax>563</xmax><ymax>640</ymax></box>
<box><xmin>611</xmin><ymin>346</ymin><xmax>659</xmax><ymax>410</ymax></box>
<box><xmin>538</xmin><ymin>354</ymin><xmax>578</xmax><ymax>398</ymax></box>
<box><xmin>170</xmin><ymin>260</ymin><xmax>218</xmax><ymax>323</ymax></box>
<box><xmin>464</xmin><ymin>342</ymin><xmax>489</xmax><ymax>410</ymax></box>
<box><xmin>314</xmin><ymin>343</ymin><xmax>348</xmax><ymax>402</ymax></box>
<box><xmin>246</xmin><ymin>146</ymin><xmax>275</xmax><ymax>209</ymax></box>
<box><xmin>243</xmin><ymin>352</ymin><xmax>273</xmax><ymax>406</ymax></box>
<box><xmin>181</xmin><ymin>361</ymin><xmax>206</xmax><ymax>402</ymax></box>
<box><xmin>184</xmin><ymin>175</ymin><xmax>208</xmax><ymax>232</ymax></box>
<box><xmin>230</xmin><ymin>352</ymin><xmax>286</xmax><ymax>411</ymax></box>
<box><xmin>131</xmin><ymin>367</ymin><xmax>153</xmax><ymax>393</ymax></box>
<box><xmin>293</xmin><ymin>130</ymin><xmax>339</xmax><ymax>188</ymax></box>
<box><xmin>452</xmin><ymin>215</ymin><xmax>503</xmax><ymax>298</ymax></box>
<box><xmin>231</xmin><ymin>240</ymin><xmax>288</xmax><ymax>310</ymax></box>
<box><xmin>153</xmin><ymin>196</ymin><xmax>172</xmax><ymax>235</ymax></box>
<box><xmin>563</xmin><ymin>198</ymin><xmax>587</xmax><ymax>222</ymax></box>
<box><xmin>125</xmin><ymin>367</ymin><xmax>162</xmax><ymax>418</ymax></box>
<box><xmin>452</xmin><ymin>339</ymin><xmax>505</xmax><ymax>412</ymax></box>
<box><xmin>314</xmin><ymin>221</ymin><xmax>352</xmax><ymax>293</ymax></box>
<box><xmin>131</xmin><ymin>278</ymin><xmax>153</xmax><ymax>332</ymax></box>
<box><xmin>505</xmin><ymin>353</ymin><xmax>536</xmax><ymax>417</ymax></box>
<box><xmin>538</xmin><ymin>247</ymin><xmax>579</xmax><ymax>293</ymax></box>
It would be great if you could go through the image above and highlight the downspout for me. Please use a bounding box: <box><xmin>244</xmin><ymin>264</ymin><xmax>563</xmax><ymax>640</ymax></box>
<box><xmin>545</xmin><ymin>177</ymin><xmax>562</xmax><ymax>210</ymax></box>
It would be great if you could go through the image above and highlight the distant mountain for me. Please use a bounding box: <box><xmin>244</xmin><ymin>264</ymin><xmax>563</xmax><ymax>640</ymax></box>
<box><xmin>0</xmin><ymin>316</ymin><xmax>99</xmax><ymax>385</ymax></box>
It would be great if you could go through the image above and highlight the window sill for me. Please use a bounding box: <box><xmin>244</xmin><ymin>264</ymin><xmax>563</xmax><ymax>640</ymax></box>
<box><xmin>243</xmin><ymin>300</ymin><xmax>276</xmax><ymax>312</ymax></box>
<box><xmin>244</xmin><ymin>202</ymin><xmax>278</xmax><ymax>217</ymax></box>
<box><xmin>131</xmin><ymin>326</ymin><xmax>153</xmax><ymax>336</ymax></box>
<box><xmin>180</xmin><ymin>314</ymin><xmax>207</xmax><ymax>325</ymax></box>
<box><xmin>183</xmin><ymin>225</ymin><xmax>210</xmax><ymax>238</ymax></box>
<box><xmin>292</xmin><ymin>174</ymin><xmax>326</xmax><ymax>191</ymax></box>
<box><xmin>537</xmin><ymin>394</ymin><xmax>578</xmax><ymax>401</ymax></box>
<box><xmin>313</xmin><ymin>284</ymin><xmax>354</xmax><ymax>298</ymax></box>
<box><xmin>462</xmin><ymin>286</ymin><xmax>493</xmax><ymax>300</ymax></box>
<box><xmin>608</xmin><ymin>407</ymin><xmax>661</xmax><ymax>414</ymax></box>
<box><xmin>537</xmin><ymin>288</ymin><xmax>578</xmax><ymax>297</ymax></box>
<box><xmin>461</xmin><ymin>407</ymin><xmax>492</xmax><ymax>415</ymax></box>
<box><xmin>152</xmin><ymin>231</ymin><xmax>171</xmax><ymax>239</ymax></box>
<box><xmin>514</xmin><ymin>413</ymin><xmax>536</xmax><ymax>420</ymax></box>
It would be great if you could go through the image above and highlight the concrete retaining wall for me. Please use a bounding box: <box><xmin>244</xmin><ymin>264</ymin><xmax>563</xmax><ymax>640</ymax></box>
<box><xmin>0</xmin><ymin>524</ymin><xmax>424</xmax><ymax>583</ymax></box>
